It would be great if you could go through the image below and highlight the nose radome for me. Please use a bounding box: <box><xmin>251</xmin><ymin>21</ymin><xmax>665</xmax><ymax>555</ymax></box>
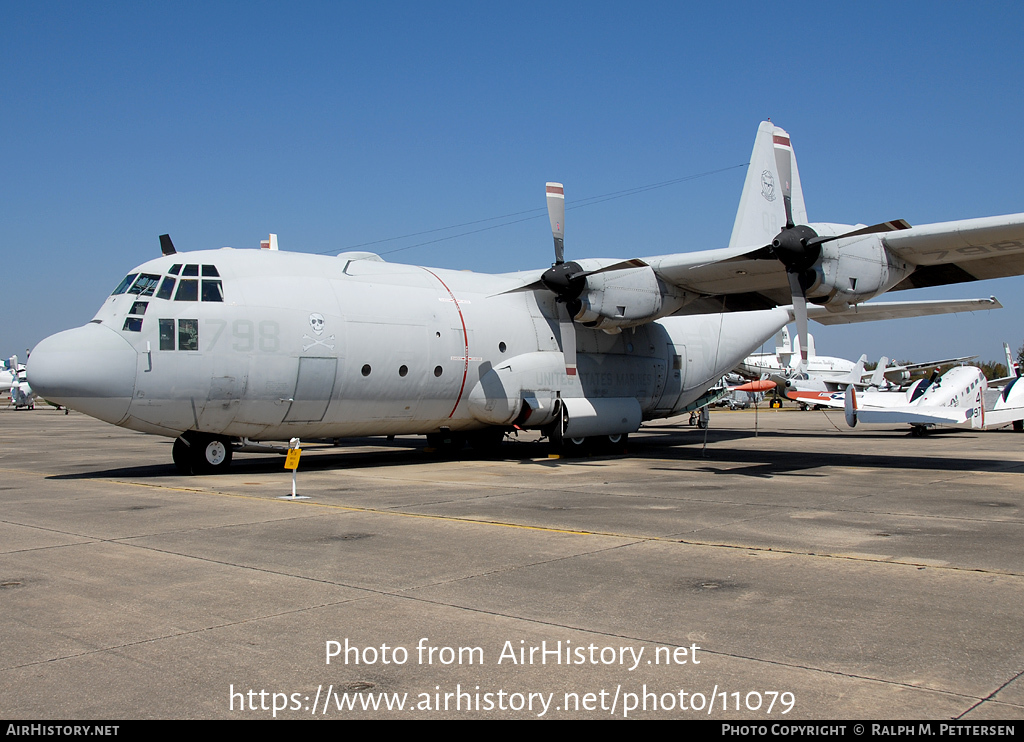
<box><xmin>28</xmin><ymin>323</ymin><xmax>138</xmax><ymax>424</ymax></box>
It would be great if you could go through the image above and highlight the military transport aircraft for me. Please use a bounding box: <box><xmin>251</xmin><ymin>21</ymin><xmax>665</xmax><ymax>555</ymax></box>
<box><xmin>27</xmin><ymin>121</ymin><xmax>1024</xmax><ymax>473</ymax></box>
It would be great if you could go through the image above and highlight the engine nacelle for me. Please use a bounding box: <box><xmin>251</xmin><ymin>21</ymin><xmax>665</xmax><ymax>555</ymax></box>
<box><xmin>802</xmin><ymin>228</ymin><xmax>914</xmax><ymax>309</ymax></box>
<box><xmin>883</xmin><ymin>368</ymin><xmax>911</xmax><ymax>385</ymax></box>
<box><xmin>575</xmin><ymin>265</ymin><xmax>681</xmax><ymax>330</ymax></box>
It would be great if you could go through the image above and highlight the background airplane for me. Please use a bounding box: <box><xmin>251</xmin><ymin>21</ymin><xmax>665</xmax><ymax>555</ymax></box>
<box><xmin>736</xmin><ymin>317</ymin><xmax>990</xmax><ymax>388</ymax></box>
<box><xmin>26</xmin><ymin>122</ymin><xmax>1024</xmax><ymax>473</ymax></box>
<box><xmin>5</xmin><ymin>356</ymin><xmax>36</xmax><ymax>410</ymax></box>
<box><xmin>833</xmin><ymin>360</ymin><xmax>1024</xmax><ymax>435</ymax></box>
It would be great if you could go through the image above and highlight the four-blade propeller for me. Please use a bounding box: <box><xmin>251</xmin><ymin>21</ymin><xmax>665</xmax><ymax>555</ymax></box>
<box><xmin>755</xmin><ymin>137</ymin><xmax>910</xmax><ymax>374</ymax></box>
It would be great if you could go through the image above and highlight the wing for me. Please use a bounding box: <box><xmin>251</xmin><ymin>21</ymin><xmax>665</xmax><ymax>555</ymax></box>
<box><xmin>504</xmin><ymin>122</ymin><xmax>1024</xmax><ymax>328</ymax></box>
<box><xmin>643</xmin><ymin>122</ymin><xmax>1024</xmax><ymax>313</ymax></box>
<box><xmin>883</xmin><ymin>214</ymin><xmax>1024</xmax><ymax>289</ymax></box>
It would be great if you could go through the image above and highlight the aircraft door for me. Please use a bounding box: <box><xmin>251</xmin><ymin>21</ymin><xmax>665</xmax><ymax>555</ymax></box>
<box><xmin>200</xmin><ymin>356</ymin><xmax>249</xmax><ymax>433</ymax></box>
<box><xmin>283</xmin><ymin>357</ymin><xmax>338</xmax><ymax>423</ymax></box>
<box><xmin>648</xmin><ymin>360</ymin><xmax>667</xmax><ymax>412</ymax></box>
<box><xmin>656</xmin><ymin>346</ymin><xmax>687</xmax><ymax>414</ymax></box>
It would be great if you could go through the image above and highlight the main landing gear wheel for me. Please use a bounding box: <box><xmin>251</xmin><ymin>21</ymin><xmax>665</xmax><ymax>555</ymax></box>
<box><xmin>172</xmin><ymin>433</ymin><xmax>233</xmax><ymax>475</ymax></box>
<box><xmin>600</xmin><ymin>432</ymin><xmax>629</xmax><ymax>453</ymax></box>
<box><xmin>465</xmin><ymin>428</ymin><xmax>506</xmax><ymax>457</ymax></box>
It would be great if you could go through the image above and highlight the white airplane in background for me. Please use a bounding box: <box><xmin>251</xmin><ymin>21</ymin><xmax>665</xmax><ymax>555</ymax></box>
<box><xmin>26</xmin><ymin>121</ymin><xmax>1024</xmax><ymax>473</ymax></box>
<box><xmin>827</xmin><ymin>359</ymin><xmax>1024</xmax><ymax>435</ymax></box>
<box><xmin>738</xmin><ymin>324</ymin><xmax>986</xmax><ymax>392</ymax></box>
<box><xmin>0</xmin><ymin>359</ymin><xmax>15</xmax><ymax>393</ymax></box>
<box><xmin>784</xmin><ymin>350</ymin><xmax>981</xmax><ymax>408</ymax></box>
<box><xmin>736</xmin><ymin>327</ymin><xmax>856</xmax><ymax>380</ymax></box>
<box><xmin>5</xmin><ymin>356</ymin><xmax>36</xmax><ymax>410</ymax></box>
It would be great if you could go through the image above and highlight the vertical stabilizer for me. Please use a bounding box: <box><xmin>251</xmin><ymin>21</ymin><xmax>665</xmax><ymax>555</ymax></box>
<box><xmin>775</xmin><ymin>327</ymin><xmax>791</xmax><ymax>355</ymax></box>
<box><xmin>728</xmin><ymin>122</ymin><xmax>808</xmax><ymax>248</ymax></box>
<box><xmin>1004</xmin><ymin>342</ymin><xmax>1020</xmax><ymax>377</ymax></box>
<box><xmin>869</xmin><ymin>357</ymin><xmax>888</xmax><ymax>388</ymax></box>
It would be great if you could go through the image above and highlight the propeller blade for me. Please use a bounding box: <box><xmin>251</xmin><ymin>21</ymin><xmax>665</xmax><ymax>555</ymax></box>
<box><xmin>844</xmin><ymin>385</ymin><xmax>858</xmax><ymax>428</ymax></box>
<box><xmin>788</xmin><ymin>272</ymin><xmax>809</xmax><ymax>376</ymax></box>
<box><xmin>159</xmin><ymin>234</ymin><xmax>177</xmax><ymax>256</ymax></box>
<box><xmin>578</xmin><ymin>258</ymin><xmax>649</xmax><ymax>278</ymax></box>
<box><xmin>773</xmin><ymin>130</ymin><xmax>795</xmax><ymax>229</ymax></box>
<box><xmin>807</xmin><ymin>219</ymin><xmax>911</xmax><ymax>248</ymax></box>
<box><xmin>546</xmin><ymin>182</ymin><xmax>565</xmax><ymax>265</ymax></box>
<box><xmin>557</xmin><ymin>302</ymin><xmax>577</xmax><ymax>377</ymax></box>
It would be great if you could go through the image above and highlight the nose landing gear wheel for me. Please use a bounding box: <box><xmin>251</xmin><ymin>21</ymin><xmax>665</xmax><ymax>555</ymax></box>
<box><xmin>172</xmin><ymin>433</ymin><xmax>233</xmax><ymax>474</ymax></box>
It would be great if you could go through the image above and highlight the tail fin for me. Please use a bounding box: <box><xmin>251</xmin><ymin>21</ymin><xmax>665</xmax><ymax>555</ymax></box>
<box><xmin>1004</xmin><ymin>341</ymin><xmax>1020</xmax><ymax>378</ymax></box>
<box><xmin>788</xmin><ymin>332</ymin><xmax>815</xmax><ymax>371</ymax></box>
<box><xmin>846</xmin><ymin>354</ymin><xmax>867</xmax><ymax>384</ymax></box>
<box><xmin>775</xmin><ymin>327</ymin><xmax>791</xmax><ymax>355</ymax></box>
<box><xmin>868</xmin><ymin>357</ymin><xmax>889</xmax><ymax>388</ymax></box>
<box><xmin>728</xmin><ymin>121</ymin><xmax>808</xmax><ymax>249</ymax></box>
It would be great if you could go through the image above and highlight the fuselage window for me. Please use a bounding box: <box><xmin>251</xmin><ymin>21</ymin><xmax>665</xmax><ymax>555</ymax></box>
<box><xmin>122</xmin><ymin>317</ymin><xmax>143</xmax><ymax>332</ymax></box>
<box><xmin>174</xmin><ymin>279</ymin><xmax>199</xmax><ymax>301</ymax></box>
<box><xmin>178</xmin><ymin>319</ymin><xmax>199</xmax><ymax>351</ymax></box>
<box><xmin>128</xmin><ymin>273</ymin><xmax>161</xmax><ymax>296</ymax></box>
<box><xmin>111</xmin><ymin>274</ymin><xmax>138</xmax><ymax>296</ymax></box>
<box><xmin>129</xmin><ymin>301</ymin><xmax>148</xmax><ymax>315</ymax></box>
<box><xmin>201</xmin><ymin>265</ymin><xmax>220</xmax><ymax>277</ymax></box>
<box><xmin>169</xmin><ymin>264</ymin><xmax>182</xmax><ymax>275</ymax></box>
<box><xmin>201</xmin><ymin>280</ymin><xmax>224</xmax><ymax>302</ymax></box>
<box><xmin>182</xmin><ymin>264</ymin><xmax>199</xmax><ymax>277</ymax></box>
<box><xmin>156</xmin><ymin>277</ymin><xmax>176</xmax><ymax>300</ymax></box>
<box><xmin>159</xmin><ymin>319</ymin><xmax>175</xmax><ymax>350</ymax></box>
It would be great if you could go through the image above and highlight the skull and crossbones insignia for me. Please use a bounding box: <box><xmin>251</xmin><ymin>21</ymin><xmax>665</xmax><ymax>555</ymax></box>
<box><xmin>303</xmin><ymin>312</ymin><xmax>336</xmax><ymax>351</ymax></box>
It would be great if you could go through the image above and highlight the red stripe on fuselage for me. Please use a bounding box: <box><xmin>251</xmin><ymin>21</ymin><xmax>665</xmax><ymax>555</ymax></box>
<box><xmin>422</xmin><ymin>268</ymin><xmax>470</xmax><ymax>418</ymax></box>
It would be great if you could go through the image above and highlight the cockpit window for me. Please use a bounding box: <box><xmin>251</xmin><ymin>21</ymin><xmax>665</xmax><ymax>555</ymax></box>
<box><xmin>178</xmin><ymin>319</ymin><xmax>199</xmax><ymax>350</ymax></box>
<box><xmin>201</xmin><ymin>265</ymin><xmax>220</xmax><ymax>277</ymax></box>
<box><xmin>156</xmin><ymin>277</ymin><xmax>176</xmax><ymax>300</ymax></box>
<box><xmin>182</xmin><ymin>264</ymin><xmax>199</xmax><ymax>277</ymax></box>
<box><xmin>129</xmin><ymin>301</ymin><xmax>148</xmax><ymax>315</ymax></box>
<box><xmin>128</xmin><ymin>273</ymin><xmax>161</xmax><ymax>296</ymax></box>
<box><xmin>201</xmin><ymin>280</ymin><xmax>224</xmax><ymax>302</ymax></box>
<box><xmin>168</xmin><ymin>264</ymin><xmax>182</xmax><ymax>275</ymax></box>
<box><xmin>174</xmin><ymin>279</ymin><xmax>198</xmax><ymax>301</ymax></box>
<box><xmin>112</xmin><ymin>274</ymin><xmax>138</xmax><ymax>295</ymax></box>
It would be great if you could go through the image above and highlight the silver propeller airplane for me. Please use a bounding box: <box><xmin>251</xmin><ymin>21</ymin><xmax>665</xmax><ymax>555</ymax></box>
<box><xmin>27</xmin><ymin>122</ymin><xmax>1024</xmax><ymax>473</ymax></box>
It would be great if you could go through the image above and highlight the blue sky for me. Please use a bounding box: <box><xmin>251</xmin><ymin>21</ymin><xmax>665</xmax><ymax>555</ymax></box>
<box><xmin>4</xmin><ymin>2</ymin><xmax>1023</xmax><ymax>364</ymax></box>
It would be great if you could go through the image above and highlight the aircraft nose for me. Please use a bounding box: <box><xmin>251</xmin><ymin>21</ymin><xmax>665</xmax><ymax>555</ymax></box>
<box><xmin>28</xmin><ymin>323</ymin><xmax>138</xmax><ymax>424</ymax></box>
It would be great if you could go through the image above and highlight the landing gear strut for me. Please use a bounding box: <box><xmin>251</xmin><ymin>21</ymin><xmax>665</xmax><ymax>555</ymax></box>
<box><xmin>173</xmin><ymin>432</ymin><xmax>233</xmax><ymax>475</ymax></box>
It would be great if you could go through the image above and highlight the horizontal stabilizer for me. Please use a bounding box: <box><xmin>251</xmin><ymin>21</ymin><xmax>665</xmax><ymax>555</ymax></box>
<box><xmin>806</xmin><ymin>296</ymin><xmax>1001</xmax><ymax>325</ymax></box>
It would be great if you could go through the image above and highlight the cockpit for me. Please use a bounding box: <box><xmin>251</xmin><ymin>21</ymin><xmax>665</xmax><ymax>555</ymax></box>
<box><xmin>110</xmin><ymin>263</ymin><xmax>224</xmax><ymax>334</ymax></box>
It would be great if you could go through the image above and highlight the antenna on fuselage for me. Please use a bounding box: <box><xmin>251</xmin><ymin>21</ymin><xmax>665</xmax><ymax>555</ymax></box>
<box><xmin>159</xmin><ymin>234</ymin><xmax>176</xmax><ymax>255</ymax></box>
